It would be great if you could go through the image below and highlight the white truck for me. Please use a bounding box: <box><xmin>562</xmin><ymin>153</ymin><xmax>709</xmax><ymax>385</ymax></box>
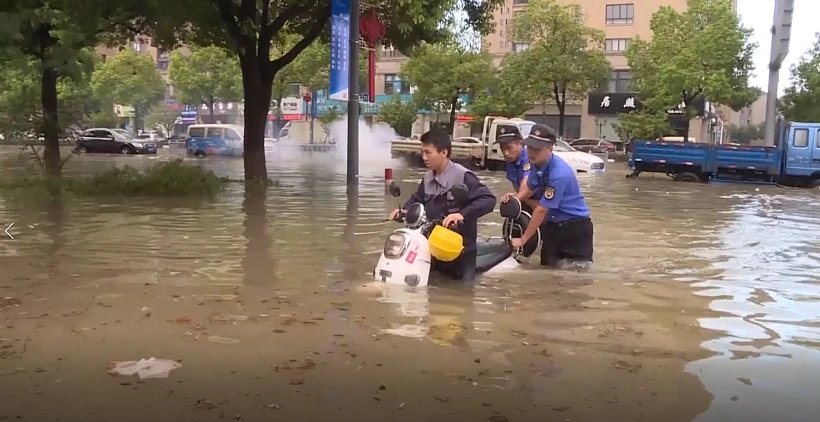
<box><xmin>391</xmin><ymin>116</ymin><xmax>606</xmax><ymax>173</ymax></box>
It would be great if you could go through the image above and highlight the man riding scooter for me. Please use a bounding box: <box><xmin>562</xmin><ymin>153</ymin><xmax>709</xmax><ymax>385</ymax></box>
<box><xmin>388</xmin><ymin>130</ymin><xmax>496</xmax><ymax>282</ymax></box>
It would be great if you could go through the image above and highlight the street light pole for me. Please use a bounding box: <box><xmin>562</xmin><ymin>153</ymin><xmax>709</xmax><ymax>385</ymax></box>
<box><xmin>346</xmin><ymin>0</ymin><xmax>360</xmax><ymax>187</ymax></box>
<box><xmin>764</xmin><ymin>0</ymin><xmax>794</xmax><ymax>146</ymax></box>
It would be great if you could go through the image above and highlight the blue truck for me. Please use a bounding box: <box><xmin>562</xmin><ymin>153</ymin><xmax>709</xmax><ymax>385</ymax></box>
<box><xmin>628</xmin><ymin>119</ymin><xmax>820</xmax><ymax>188</ymax></box>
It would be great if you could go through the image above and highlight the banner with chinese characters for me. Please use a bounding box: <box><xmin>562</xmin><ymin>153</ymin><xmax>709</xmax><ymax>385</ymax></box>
<box><xmin>329</xmin><ymin>0</ymin><xmax>350</xmax><ymax>101</ymax></box>
<box><xmin>587</xmin><ymin>92</ymin><xmax>706</xmax><ymax>116</ymax></box>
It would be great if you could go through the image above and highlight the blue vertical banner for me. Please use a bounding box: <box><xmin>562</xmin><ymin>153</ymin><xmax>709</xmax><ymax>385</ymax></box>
<box><xmin>329</xmin><ymin>0</ymin><xmax>350</xmax><ymax>101</ymax></box>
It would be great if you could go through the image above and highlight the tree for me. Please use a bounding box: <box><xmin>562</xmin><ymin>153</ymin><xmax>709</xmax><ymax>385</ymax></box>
<box><xmin>0</xmin><ymin>49</ymin><xmax>101</xmax><ymax>141</ymax></box>
<box><xmin>91</xmin><ymin>49</ymin><xmax>165</xmax><ymax>133</ymax></box>
<box><xmin>727</xmin><ymin>123</ymin><xmax>764</xmax><ymax>144</ymax></box>
<box><xmin>613</xmin><ymin>110</ymin><xmax>674</xmax><ymax>141</ymax></box>
<box><xmin>626</xmin><ymin>0</ymin><xmax>757</xmax><ymax>142</ymax></box>
<box><xmin>143</xmin><ymin>103</ymin><xmax>180</xmax><ymax>137</ymax></box>
<box><xmin>144</xmin><ymin>0</ymin><xmax>502</xmax><ymax>182</ymax></box>
<box><xmin>0</xmin><ymin>0</ymin><xmax>141</xmax><ymax>176</ymax></box>
<box><xmin>378</xmin><ymin>94</ymin><xmax>417</xmax><ymax>137</ymax></box>
<box><xmin>509</xmin><ymin>0</ymin><xmax>610</xmax><ymax>137</ymax></box>
<box><xmin>401</xmin><ymin>42</ymin><xmax>495</xmax><ymax>133</ymax></box>
<box><xmin>780</xmin><ymin>33</ymin><xmax>820</xmax><ymax>122</ymax></box>
<box><xmin>168</xmin><ymin>46</ymin><xmax>243</xmax><ymax>122</ymax></box>
<box><xmin>468</xmin><ymin>61</ymin><xmax>532</xmax><ymax>120</ymax></box>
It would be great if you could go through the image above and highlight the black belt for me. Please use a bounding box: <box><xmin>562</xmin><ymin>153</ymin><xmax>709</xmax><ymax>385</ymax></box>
<box><xmin>547</xmin><ymin>217</ymin><xmax>591</xmax><ymax>228</ymax></box>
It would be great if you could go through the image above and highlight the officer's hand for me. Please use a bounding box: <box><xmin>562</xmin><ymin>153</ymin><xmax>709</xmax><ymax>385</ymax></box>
<box><xmin>442</xmin><ymin>212</ymin><xmax>464</xmax><ymax>228</ymax></box>
<box><xmin>510</xmin><ymin>237</ymin><xmax>525</xmax><ymax>249</ymax></box>
<box><xmin>389</xmin><ymin>208</ymin><xmax>402</xmax><ymax>221</ymax></box>
<box><xmin>501</xmin><ymin>193</ymin><xmax>516</xmax><ymax>203</ymax></box>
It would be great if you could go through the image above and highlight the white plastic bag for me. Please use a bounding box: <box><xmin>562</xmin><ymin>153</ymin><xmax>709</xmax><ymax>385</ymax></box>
<box><xmin>107</xmin><ymin>358</ymin><xmax>182</xmax><ymax>379</ymax></box>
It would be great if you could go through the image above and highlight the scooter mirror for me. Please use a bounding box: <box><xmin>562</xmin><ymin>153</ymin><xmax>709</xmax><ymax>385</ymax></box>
<box><xmin>388</xmin><ymin>181</ymin><xmax>402</xmax><ymax>197</ymax></box>
<box><xmin>450</xmin><ymin>184</ymin><xmax>469</xmax><ymax>204</ymax></box>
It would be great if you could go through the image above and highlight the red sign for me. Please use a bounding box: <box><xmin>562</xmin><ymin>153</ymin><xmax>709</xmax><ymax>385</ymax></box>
<box><xmin>405</xmin><ymin>251</ymin><xmax>417</xmax><ymax>264</ymax></box>
<box><xmin>267</xmin><ymin>114</ymin><xmax>302</xmax><ymax>121</ymax></box>
<box><xmin>456</xmin><ymin>114</ymin><xmax>474</xmax><ymax>122</ymax></box>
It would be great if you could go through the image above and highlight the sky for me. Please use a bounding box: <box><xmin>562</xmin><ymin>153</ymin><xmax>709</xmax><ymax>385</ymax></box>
<box><xmin>737</xmin><ymin>0</ymin><xmax>817</xmax><ymax>93</ymax></box>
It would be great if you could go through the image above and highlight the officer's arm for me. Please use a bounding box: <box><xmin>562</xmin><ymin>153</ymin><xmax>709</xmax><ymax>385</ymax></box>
<box><xmin>521</xmin><ymin>177</ymin><xmax>568</xmax><ymax>243</ymax></box>
<box><xmin>515</xmin><ymin>177</ymin><xmax>534</xmax><ymax>201</ymax></box>
<box><xmin>459</xmin><ymin>172</ymin><xmax>497</xmax><ymax>220</ymax></box>
<box><xmin>518</xmin><ymin>175</ymin><xmax>540</xmax><ymax>210</ymax></box>
<box><xmin>402</xmin><ymin>181</ymin><xmax>426</xmax><ymax>209</ymax></box>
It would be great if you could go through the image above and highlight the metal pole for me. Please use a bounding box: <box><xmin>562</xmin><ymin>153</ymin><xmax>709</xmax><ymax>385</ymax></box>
<box><xmin>346</xmin><ymin>0</ymin><xmax>360</xmax><ymax>186</ymax></box>
<box><xmin>764</xmin><ymin>0</ymin><xmax>794</xmax><ymax>146</ymax></box>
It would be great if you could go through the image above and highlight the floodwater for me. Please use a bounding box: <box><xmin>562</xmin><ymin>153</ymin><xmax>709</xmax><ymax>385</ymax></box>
<box><xmin>0</xmin><ymin>146</ymin><xmax>818</xmax><ymax>421</ymax></box>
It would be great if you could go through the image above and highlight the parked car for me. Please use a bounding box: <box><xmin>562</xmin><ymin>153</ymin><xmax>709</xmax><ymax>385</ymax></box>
<box><xmin>75</xmin><ymin>128</ymin><xmax>157</xmax><ymax>154</ymax></box>
<box><xmin>569</xmin><ymin>138</ymin><xmax>623</xmax><ymax>154</ymax></box>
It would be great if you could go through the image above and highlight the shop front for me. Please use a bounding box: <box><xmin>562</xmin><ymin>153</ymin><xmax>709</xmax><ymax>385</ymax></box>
<box><xmin>586</xmin><ymin>92</ymin><xmax>706</xmax><ymax>140</ymax></box>
<box><xmin>198</xmin><ymin>101</ymin><xmax>242</xmax><ymax>124</ymax></box>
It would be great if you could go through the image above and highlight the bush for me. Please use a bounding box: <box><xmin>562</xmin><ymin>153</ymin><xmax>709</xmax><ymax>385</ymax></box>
<box><xmin>0</xmin><ymin>159</ymin><xmax>224</xmax><ymax>197</ymax></box>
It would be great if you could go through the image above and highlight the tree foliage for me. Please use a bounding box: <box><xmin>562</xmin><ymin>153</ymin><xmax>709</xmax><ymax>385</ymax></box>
<box><xmin>143</xmin><ymin>0</ymin><xmax>503</xmax><ymax>182</ymax></box>
<box><xmin>780</xmin><ymin>33</ymin><xmax>820</xmax><ymax>122</ymax></box>
<box><xmin>727</xmin><ymin>123</ymin><xmax>764</xmax><ymax>144</ymax></box>
<box><xmin>613</xmin><ymin>110</ymin><xmax>674</xmax><ymax>141</ymax></box>
<box><xmin>0</xmin><ymin>0</ymin><xmax>142</xmax><ymax>175</ymax></box>
<box><xmin>468</xmin><ymin>57</ymin><xmax>531</xmax><ymax>120</ymax></box>
<box><xmin>168</xmin><ymin>46</ymin><xmax>243</xmax><ymax>121</ymax></box>
<box><xmin>143</xmin><ymin>103</ymin><xmax>180</xmax><ymax>137</ymax></box>
<box><xmin>401</xmin><ymin>42</ymin><xmax>495</xmax><ymax>133</ymax></box>
<box><xmin>378</xmin><ymin>94</ymin><xmax>417</xmax><ymax>137</ymax></box>
<box><xmin>508</xmin><ymin>0</ymin><xmax>610</xmax><ymax>136</ymax></box>
<box><xmin>625</xmin><ymin>0</ymin><xmax>757</xmax><ymax>141</ymax></box>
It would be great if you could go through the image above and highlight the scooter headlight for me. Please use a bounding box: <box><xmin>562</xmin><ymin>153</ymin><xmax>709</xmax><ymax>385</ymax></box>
<box><xmin>383</xmin><ymin>232</ymin><xmax>410</xmax><ymax>259</ymax></box>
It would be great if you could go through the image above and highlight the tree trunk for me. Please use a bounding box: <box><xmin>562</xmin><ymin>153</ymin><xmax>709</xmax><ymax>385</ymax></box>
<box><xmin>208</xmin><ymin>97</ymin><xmax>215</xmax><ymax>123</ymax></box>
<box><xmin>557</xmin><ymin>100</ymin><xmax>566</xmax><ymax>138</ymax></box>
<box><xmin>448</xmin><ymin>95</ymin><xmax>459</xmax><ymax>135</ymax></box>
<box><xmin>40</xmin><ymin>66</ymin><xmax>61</xmax><ymax>178</ymax></box>
<box><xmin>239</xmin><ymin>54</ymin><xmax>274</xmax><ymax>182</ymax></box>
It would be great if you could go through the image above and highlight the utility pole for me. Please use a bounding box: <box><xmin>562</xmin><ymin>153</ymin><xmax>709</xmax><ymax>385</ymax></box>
<box><xmin>346</xmin><ymin>0</ymin><xmax>360</xmax><ymax>187</ymax></box>
<box><xmin>764</xmin><ymin>0</ymin><xmax>794</xmax><ymax>146</ymax></box>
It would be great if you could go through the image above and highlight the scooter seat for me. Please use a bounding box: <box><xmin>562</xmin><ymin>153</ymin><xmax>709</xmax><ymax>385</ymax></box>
<box><xmin>476</xmin><ymin>239</ymin><xmax>513</xmax><ymax>273</ymax></box>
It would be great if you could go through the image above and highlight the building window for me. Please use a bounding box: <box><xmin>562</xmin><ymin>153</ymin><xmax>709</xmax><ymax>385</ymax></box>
<box><xmin>513</xmin><ymin>0</ymin><xmax>528</xmax><ymax>4</ymax></box>
<box><xmin>605</xmin><ymin>38</ymin><xmax>629</xmax><ymax>53</ymax></box>
<box><xmin>131</xmin><ymin>41</ymin><xmax>142</xmax><ymax>52</ymax></box>
<box><xmin>512</xmin><ymin>42</ymin><xmax>529</xmax><ymax>53</ymax></box>
<box><xmin>384</xmin><ymin>74</ymin><xmax>410</xmax><ymax>95</ymax></box>
<box><xmin>379</xmin><ymin>46</ymin><xmax>404</xmax><ymax>59</ymax></box>
<box><xmin>608</xmin><ymin>70</ymin><xmax>632</xmax><ymax>93</ymax></box>
<box><xmin>606</xmin><ymin>4</ymin><xmax>634</xmax><ymax>25</ymax></box>
<box><xmin>157</xmin><ymin>51</ymin><xmax>170</xmax><ymax>71</ymax></box>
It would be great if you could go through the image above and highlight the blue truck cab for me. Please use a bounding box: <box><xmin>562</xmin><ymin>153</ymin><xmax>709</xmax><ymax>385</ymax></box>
<box><xmin>628</xmin><ymin>119</ymin><xmax>820</xmax><ymax>188</ymax></box>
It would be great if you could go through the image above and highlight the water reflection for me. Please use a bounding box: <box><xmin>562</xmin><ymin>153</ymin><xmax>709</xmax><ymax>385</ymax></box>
<box><xmin>241</xmin><ymin>184</ymin><xmax>274</xmax><ymax>286</ymax></box>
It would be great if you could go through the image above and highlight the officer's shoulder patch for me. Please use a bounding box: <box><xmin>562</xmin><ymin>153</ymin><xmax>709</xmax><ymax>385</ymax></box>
<box><xmin>544</xmin><ymin>186</ymin><xmax>555</xmax><ymax>200</ymax></box>
<box><xmin>522</xmin><ymin>163</ymin><xmax>531</xmax><ymax>171</ymax></box>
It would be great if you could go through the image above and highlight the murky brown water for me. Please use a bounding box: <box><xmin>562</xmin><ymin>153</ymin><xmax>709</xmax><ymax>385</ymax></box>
<box><xmin>0</xmin><ymin>146</ymin><xmax>818</xmax><ymax>421</ymax></box>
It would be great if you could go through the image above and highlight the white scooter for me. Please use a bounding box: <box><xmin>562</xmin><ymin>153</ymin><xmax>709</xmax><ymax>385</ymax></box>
<box><xmin>374</xmin><ymin>182</ymin><xmax>541</xmax><ymax>287</ymax></box>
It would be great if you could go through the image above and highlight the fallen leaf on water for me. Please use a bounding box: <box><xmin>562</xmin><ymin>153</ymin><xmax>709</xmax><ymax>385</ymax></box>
<box><xmin>551</xmin><ymin>405</ymin><xmax>570</xmax><ymax>411</ymax></box>
<box><xmin>290</xmin><ymin>379</ymin><xmax>305</xmax><ymax>385</ymax></box>
<box><xmin>175</xmin><ymin>316</ymin><xmax>192</xmax><ymax>324</ymax></box>
<box><xmin>210</xmin><ymin>315</ymin><xmax>248</xmax><ymax>322</ymax></box>
<box><xmin>488</xmin><ymin>416</ymin><xmax>509</xmax><ymax>422</ymax></box>
<box><xmin>272</xmin><ymin>329</ymin><xmax>286</xmax><ymax>334</ymax></box>
<box><xmin>296</xmin><ymin>360</ymin><xmax>316</xmax><ymax>370</ymax></box>
<box><xmin>195</xmin><ymin>399</ymin><xmax>217</xmax><ymax>410</ymax></box>
<box><xmin>510</xmin><ymin>330</ymin><xmax>528</xmax><ymax>338</ymax></box>
<box><xmin>433</xmin><ymin>395</ymin><xmax>450</xmax><ymax>403</ymax></box>
<box><xmin>207</xmin><ymin>336</ymin><xmax>240</xmax><ymax>345</ymax></box>
<box><xmin>267</xmin><ymin>404</ymin><xmax>282</xmax><ymax>410</ymax></box>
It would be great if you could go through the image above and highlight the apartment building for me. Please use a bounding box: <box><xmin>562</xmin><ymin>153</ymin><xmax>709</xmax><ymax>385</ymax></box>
<box><xmin>375</xmin><ymin>0</ymin><xmax>740</xmax><ymax>141</ymax></box>
<box><xmin>95</xmin><ymin>37</ymin><xmax>176</xmax><ymax>104</ymax></box>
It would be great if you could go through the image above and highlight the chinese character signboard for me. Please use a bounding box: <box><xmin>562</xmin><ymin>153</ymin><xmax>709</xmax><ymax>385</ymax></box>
<box><xmin>329</xmin><ymin>0</ymin><xmax>350</xmax><ymax>101</ymax></box>
<box><xmin>588</xmin><ymin>92</ymin><xmax>706</xmax><ymax>116</ymax></box>
<box><xmin>587</xmin><ymin>93</ymin><xmax>641</xmax><ymax>115</ymax></box>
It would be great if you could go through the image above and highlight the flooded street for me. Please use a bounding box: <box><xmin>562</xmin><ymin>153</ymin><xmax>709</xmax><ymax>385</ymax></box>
<box><xmin>0</xmin><ymin>146</ymin><xmax>818</xmax><ymax>421</ymax></box>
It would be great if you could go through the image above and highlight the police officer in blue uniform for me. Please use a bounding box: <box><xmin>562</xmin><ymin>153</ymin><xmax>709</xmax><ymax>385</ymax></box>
<box><xmin>510</xmin><ymin>124</ymin><xmax>594</xmax><ymax>267</ymax></box>
<box><xmin>388</xmin><ymin>130</ymin><xmax>497</xmax><ymax>281</ymax></box>
<box><xmin>497</xmin><ymin>130</ymin><xmax>541</xmax><ymax>212</ymax></box>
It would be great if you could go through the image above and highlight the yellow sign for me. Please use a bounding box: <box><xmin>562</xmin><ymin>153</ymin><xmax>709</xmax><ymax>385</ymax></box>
<box><xmin>544</xmin><ymin>186</ymin><xmax>555</xmax><ymax>200</ymax></box>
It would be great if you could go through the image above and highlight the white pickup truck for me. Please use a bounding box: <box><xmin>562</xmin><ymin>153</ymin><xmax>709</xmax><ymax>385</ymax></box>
<box><xmin>390</xmin><ymin>116</ymin><xmax>606</xmax><ymax>173</ymax></box>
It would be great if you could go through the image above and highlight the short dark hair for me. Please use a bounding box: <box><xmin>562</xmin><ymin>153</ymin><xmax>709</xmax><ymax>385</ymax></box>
<box><xmin>420</xmin><ymin>130</ymin><xmax>452</xmax><ymax>157</ymax></box>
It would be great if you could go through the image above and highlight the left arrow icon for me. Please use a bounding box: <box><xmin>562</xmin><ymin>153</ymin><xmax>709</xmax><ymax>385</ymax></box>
<box><xmin>4</xmin><ymin>223</ymin><xmax>14</xmax><ymax>239</ymax></box>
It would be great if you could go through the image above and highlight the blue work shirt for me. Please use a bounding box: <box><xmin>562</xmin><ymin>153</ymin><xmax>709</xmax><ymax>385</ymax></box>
<box><xmin>505</xmin><ymin>148</ymin><xmax>541</xmax><ymax>199</ymax></box>
<box><xmin>526</xmin><ymin>154</ymin><xmax>590</xmax><ymax>223</ymax></box>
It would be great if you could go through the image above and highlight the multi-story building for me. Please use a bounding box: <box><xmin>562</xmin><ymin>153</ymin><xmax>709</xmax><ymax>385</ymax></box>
<box><xmin>95</xmin><ymin>37</ymin><xmax>177</xmax><ymax>104</ymax></box>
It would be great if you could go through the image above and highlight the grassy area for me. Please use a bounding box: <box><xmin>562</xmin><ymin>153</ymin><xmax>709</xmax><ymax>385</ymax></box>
<box><xmin>0</xmin><ymin>160</ymin><xmax>225</xmax><ymax>197</ymax></box>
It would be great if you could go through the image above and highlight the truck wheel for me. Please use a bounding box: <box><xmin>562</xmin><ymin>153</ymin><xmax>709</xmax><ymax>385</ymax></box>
<box><xmin>194</xmin><ymin>150</ymin><xmax>206</xmax><ymax>157</ymax></box>
<box><xmin>673</xmin><ymin>172</ymin><xmax>702</xmax><ymax>182</ymax></box>
<box><xmin>809</xmin><ymin>179</ymin><xmax>820</xmax><ymax>189</ymax></box>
